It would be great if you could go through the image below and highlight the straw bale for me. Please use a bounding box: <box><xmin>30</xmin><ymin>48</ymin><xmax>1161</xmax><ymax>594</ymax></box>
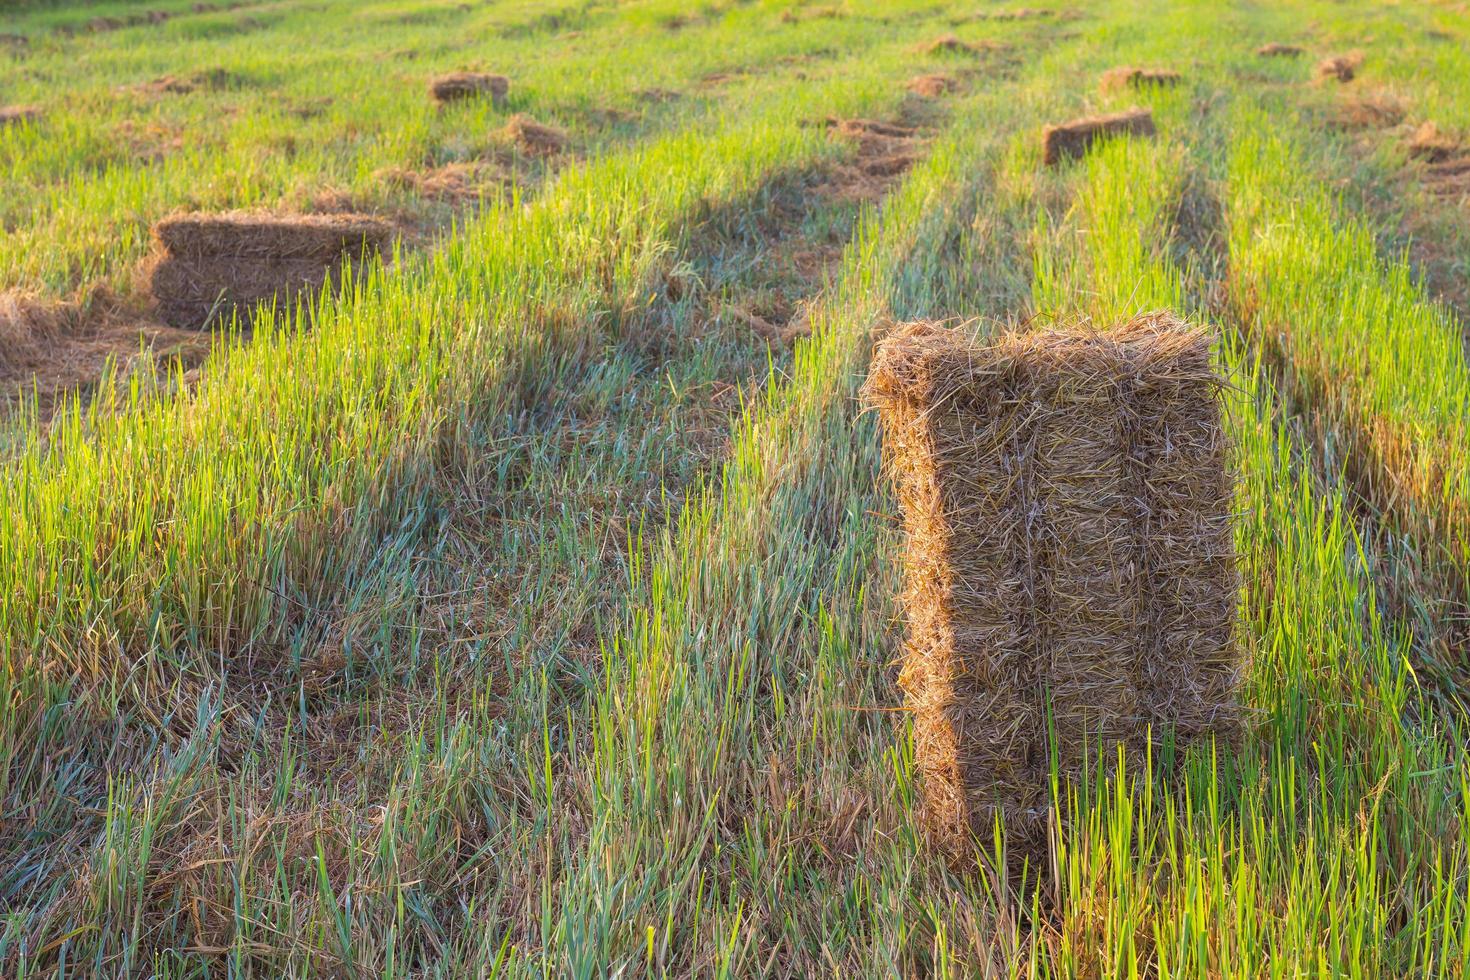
<box><xmin>145</xmin><ymin>211</ymin><xmax>392</xmax><ymax>329</ymax></box>
<box><xmin>1100</xmin><ymin>66</ymin><xmax>1182</xmax><ymax>92</ymax></box>
<box><xmin>863</xmin><ymin>314</ymin><xmax>1239</xmax><ymax>872</ymax></box>
<box><xmin>1041</xmin><ymin>108</ymin><xmax>1154</xmax><ymax>165</ymax></box>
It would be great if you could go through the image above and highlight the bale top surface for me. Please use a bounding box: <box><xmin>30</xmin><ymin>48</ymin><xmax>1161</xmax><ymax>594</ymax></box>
<box><xmin>152</xmin><ymin>211</ymin><xmax>394</xmax><ymax>259</ymax></box>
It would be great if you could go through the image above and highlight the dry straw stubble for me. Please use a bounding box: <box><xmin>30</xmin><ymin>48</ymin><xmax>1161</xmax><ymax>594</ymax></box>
<box><xmin>863</xmin><ymin>315</ymin><xmax>1240</xmax><ymax>874</ymax></box>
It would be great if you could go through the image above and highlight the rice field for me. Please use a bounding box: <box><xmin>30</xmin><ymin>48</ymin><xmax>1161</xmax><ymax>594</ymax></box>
<box><xmin>4</xmin><ymin>0</ymin><xmax>1470</xmax><ymax>975</ymax></box>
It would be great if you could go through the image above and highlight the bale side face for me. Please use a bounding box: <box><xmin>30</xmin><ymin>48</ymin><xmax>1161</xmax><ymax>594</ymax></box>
<box><xmin>1042</xmin><ymin>108</ymin><xmax>1155</xmax><ymax>165</ymax></box>
<box><xmin>865</xmin><ymin>323</ymin><xmax>1047</xmax><ymax>860</ymax></box>
<box><xmin>864</xmin><ymin>315</ymin><xmax>1238</xmax><ymax>872</ymax></box>
<box><xmin>146</xmin><ymin>212</ymin><xmax>392</xmax><ymax>329</ymax></box>
<box><xmin>152</xmin><ymin>212</ymin><xmax>392</xmax><ymax>260</ymax></box>
<box><xmin>1113</xmin><ymin>316</ymin><xmax>1239</xmax><ymax>739</ymax></box>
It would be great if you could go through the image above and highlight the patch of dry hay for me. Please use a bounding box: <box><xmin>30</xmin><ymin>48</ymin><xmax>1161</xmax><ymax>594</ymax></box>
<box><xmin>1100</xmin><ymin>66</ymin><xmax>1182</xmax><ymax>92</ymax></box>
<box><xmin>429</xmin><ymin>72</ymin><xmax>509</xmax><ymax>106</ymax></box>
<box><xmin>1335</xmin><ymin>93</ymin><xmax>1405</xmax><ymax>130</ymax></box>
<box><xmin>0</xmin><ymin>286</ymin><xmax>213</xmax><ymax>415</ymax></box>
<box><xmin>1317</xmin><ymin>54</ymin><xmax>1358</xmax><ymax>83</ymax></box>
<box><xmin>1404</xmin><ymin>122</ymin><xmax>1470</xmax><ymax>199</ymax></box>
<box><xmin>907</xmin><ymin>73</ymin><xmax>960</xmax><ymax>98</ymax></box>
<box><xmin>822</xmin><ymin>116</ymin><xmax>922</xmax><ymax>196</ymax></box>
<box><xmin>1041</xmin><ymin>107</ymin><xmax>1154</xmax><ymax>165</ymax></box>
<box><xmin>500</xmin><ymin>114</ymin><xmax>566</xmax><ymax>155</ymax></box>
<box><xmin>379</xmin><ymin>161</ymin><xmax>508</xmax><ymax>203</ymax></box>
<box><xmin>1256</xmin><ymin>42</ymin><xmax>1304</xmax><ymax>57</ymax></box>
<box><xmin>144</xmin><ymin>211</ymin><xmax>393</xmax><ymax>329</ymax></box>
<box><xmin>1409</xmin><ymin>121</ymin><xmax>1461</xmax><ymax>163</ymax></box>
<box><xmin>0</xmin><ymin>290</ymin><xmax>77</xmax><ymax>376</ymax></box>
<box><xmin>863</xmin><ymin>315</ymin><xmax>1240</xmax><ymax>873</ymax></box>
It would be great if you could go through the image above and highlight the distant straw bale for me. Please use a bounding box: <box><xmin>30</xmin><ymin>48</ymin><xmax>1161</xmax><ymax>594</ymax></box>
<box><xmin>922</xmin><ymin>34</ymin><xmax>975</xmax><ymax>55</ymax></box>
<box><xmin>1100</xmin><ymin>66</ymin><xmax>1182</xmax><ymax>92</ymax></box>
<box><xmin>1409</xmin><ymin>121</ymin><xmax>1461</xmax><ymax>163</ymax></box>
<box><xmin>429</xmin><ymin>72</ymin><xmax>509</xmax><ymax>106</ymax></box>
<box><xmin>145</xmin><ymin>211</ymin><xmax>393</xmax><ymax>329</ymax></box>
<box><xmin>1041</xmin><ymin>107</ymin><xmax>1154</xmax><ymax>165</ymax></box>
<box><xmin>500</xmin><ymin>114</ymin><xmax>566</xmax><ymax>155</ymax></box>
<box><xmin>863</xmin><ymin>315</ymin><xmax>1239</xmax><ymax>872</ymax></box>
<box><xmin>0</xmin><ymin>105</ymin><xmax>42</xmax><ymax>127</ymax></box>
<box><xmin>128</xmin><ymin>69</ymin><xmax>246</xmax><ymax>97</ymax></box>
<box><xmin>979</xmin><ymin>7</ymin><xmax>1054</xmax><ymax>19</ymax></box>
<box><xmin>1256</xmin><ymin>42</ymin><xmax>1303</xmax><ymax>57</ymax></box>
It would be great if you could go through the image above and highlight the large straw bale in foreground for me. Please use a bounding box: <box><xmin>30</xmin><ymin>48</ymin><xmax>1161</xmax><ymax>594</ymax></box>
<box><xmin>863</xmin><ymin>314</ymin><xmax>1239</xmax><ymax>869</ymax></box>
<box><xmin>145</xmin><ymin>212</ymin><xmax>392</xmax><ymax>329</ymax></box>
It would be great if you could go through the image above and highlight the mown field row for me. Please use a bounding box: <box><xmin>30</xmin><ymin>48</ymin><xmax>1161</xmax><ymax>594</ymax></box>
<box><xmin>4</xmin><ymin>0</ymin><xmax>1470</xmax><ymax>975</ymax></box>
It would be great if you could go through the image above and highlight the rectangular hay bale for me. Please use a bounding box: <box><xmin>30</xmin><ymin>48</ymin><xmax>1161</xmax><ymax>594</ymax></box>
<box><xmin>1099</xmin><ymin>66</ymin><xmax>1182</xmax><ymax>93</ymax></box>
<box><xmin>863</xmin><ymin>314</ymin><xmax>1239</xmax><ymax>870</ymax></box>
<box><xmin>430</xmin><ymin>72</ymin><xmax>509</xmax><ymax>106</ymax></box>
<box><xmin>1041</xmin><ymin>107</ymin><xmax>1154</xmax><ymax>165</ymax></box>
<box><xmin>145</xmin><ymin>211</ymin><xmax>392</xmax><ymax>330</ymax></box>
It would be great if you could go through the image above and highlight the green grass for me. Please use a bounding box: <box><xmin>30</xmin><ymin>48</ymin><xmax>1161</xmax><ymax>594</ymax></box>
<box><xmin>6</xmin><ymin>0</ymin><xmax>1470</xmax><ymax>975</ymax></box>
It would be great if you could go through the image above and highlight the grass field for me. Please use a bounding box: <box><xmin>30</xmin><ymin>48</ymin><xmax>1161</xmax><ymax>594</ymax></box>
<box><xmin>5</xmin><ymin>0</ymin><xmax>1470</xmax><ymax>975</ymax></box>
